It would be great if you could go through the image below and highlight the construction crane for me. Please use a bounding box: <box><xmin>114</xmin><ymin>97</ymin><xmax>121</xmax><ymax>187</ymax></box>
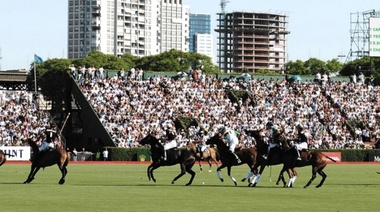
<box><xmin>220</xmin><ymin>0</ymin><xmax>229</xmax><ymax>18</ymax></box>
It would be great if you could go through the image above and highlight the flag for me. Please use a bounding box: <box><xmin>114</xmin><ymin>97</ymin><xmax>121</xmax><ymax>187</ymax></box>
<box><xmin>34</xmin><ymin>54</ymin><xmax>43</xmax><ymax>63</ymax></box>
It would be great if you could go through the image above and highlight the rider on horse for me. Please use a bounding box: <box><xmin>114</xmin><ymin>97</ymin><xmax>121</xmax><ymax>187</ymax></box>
<box><xmin>263</xmin><ymin>122</ymin><xmax>281</xmax><ymax>160</ymax></box>
<box><xmin>30</xmin><ymin>124</ymin><xmax>58</xmax><ymax>162</ymax></box>
<box><xmin>162</xmin><ymin>129</ymin><xmax>178</xmax><ymax>161</ymax></box>
<box><xmin>219</xmin><ymin>126</ymin><xmax>241</xmax><ymax>164</ymax></box>
<box><xmin>194</xmin><ymin>129</ymin><xmax>208</xmax><ymax>159</ymax></box>
<box><xmin>294</xmin><ymin>124</ymin><xmax>309</xmax><ymax>160</ymax></box>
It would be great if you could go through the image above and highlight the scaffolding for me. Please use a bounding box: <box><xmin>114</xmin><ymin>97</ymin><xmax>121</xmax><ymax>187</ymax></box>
<box><xmin>216</xmin><ymin>12</ymin><xmax>289</xmax><ymax>73</ymax></box>
<box><xmin>347</xmin><ymin>9</ymin><xmax>380</xmax><ymax>62</ymax></box>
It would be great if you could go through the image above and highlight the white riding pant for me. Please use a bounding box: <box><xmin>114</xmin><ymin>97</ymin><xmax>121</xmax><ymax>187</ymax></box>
<box><xmin>38</xmin><ymin>141</ymin><xmax>54</xmax><ymax>152</ymax></box>
<box><xmin>295</xmin><ymin>142</ymin><xmax>308</xmax><ymax>150</ymax></box>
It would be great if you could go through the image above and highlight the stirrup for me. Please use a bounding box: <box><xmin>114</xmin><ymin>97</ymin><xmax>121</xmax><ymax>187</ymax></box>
<box><xmin>297</xmin><ymin>157</ymin><xmax>301</xmax><ymax>160</ymax></box>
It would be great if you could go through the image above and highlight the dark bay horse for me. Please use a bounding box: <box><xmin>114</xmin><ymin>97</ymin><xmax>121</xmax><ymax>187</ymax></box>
<box><xmin>205</xmin><ymin>134</ymin><xmax>257</xmax><ymax>186</ymax></box>
<box><xmin>139</xmin><ymin>134</ymin><xmax>196</xmax><ymax>186</ymax></box>
<box><xmin>24</xmin><ymin>139</ymin><xmax>70</xmax><ymax>184</ymax></box>
<box><xmin>247</xmin><ymin>130</ymin><xmax>336</xmax><ymax>188</ymax></box>
<box><xmin>186</xmin><ymin>141</ymin><xmax>219</xmax><ymax>172</ymax></box>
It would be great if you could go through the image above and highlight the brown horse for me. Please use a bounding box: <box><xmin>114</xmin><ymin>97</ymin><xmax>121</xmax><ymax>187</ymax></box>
<box><xmin>24</xmin><ymin>138</ymin><xmax>70</xmax><ymax>184</ymax></box>
<box><xmin>244</xmin><ymin>129</ymin><xmax>296</xmax><ymax>187</ymax></box>
<box><xmin>186</xmin><ymin>141</ymin><xmax>219</xmax><ymax>172</ymax></box>
<box><xmin>274</xmin><ymin>132</ymin><xmax>337</xmax><ymax>188</ymax></box>
<box><xmin>139</xmin><ymin>134</ymin><xmax>196</xmax><ymax>186</ymax></box>
<box><xmin>0</xmin><ymin>150</ymin><xmax>15</xmax><ymax>166</ymax></box>
<box><xmin>247</xmin><ymin>130</ymin><xmax>336</xmax><ymax>188</ymax></box>
<box><xmin>205</xmin><ymin>134</ymin><xmax>258</xmax><ymax>186</ymax></box>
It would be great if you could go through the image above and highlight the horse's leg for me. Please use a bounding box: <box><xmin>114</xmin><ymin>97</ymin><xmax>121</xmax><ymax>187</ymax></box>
<box><xmin>185</xmin><ymin>161</ymin><xmax>196</xmax><ymax>186</ymax></box>
<box><xmin>24</xmin><ymin>166</ymin><xmax>41</xmax><ymax>184</ymax></box>
<box><xmin>207</xmin><ymin>157</ymin><xmax>213</xmax><ymax>173</ymax></box>
<box><xmin>209</xmin><ymin>153</ymin><xmax>219</xmax><ymax>173</ymax></box>
<box><xmin>147</xmin><ymin>164</ymin><xmax>158</xmax><ymax>183</ymax></box>
<box><xmin>57</xmin><ymin>164</ymin><xmax>68</xmax><ymax>185</ymax></box>
<box><xmin>242</xmin><ymin>163</ymin><xmax>256</xmax><ymax>182</ymax></box>
<box><xmin>251</xmin><ymin>164</ymin><xmax>266</xmax><ymax>187</ymax></box>
<box><xmin>216</xmin><ymin>164</ymin><xmax>227</xmax><ymax>182</ymax></box>
<box><xmin>198</xmin><ymin>158</ymin><xmax>203</xmax><ymax>172</ymax></box>
<box><xmin>226</xmin><ymin>166</ymin><xmax>237</xmax><ymax>186</ymax></box>
<box><xmin>23</xmin><ymin>167</ymin><xmax>35</xmax><ymax>184</ymax></box>
<box><xmin>315</xmin><ymin>170</ymin><xmax>327</xmax><ymax>188</ymax></box>
<box><xmin>303</xmin><ymin>167</ymin><xmax>318</xmax><ymax>188</ymax></box>
<box><xmin>171</xmin><ymin>163</ymin><xmax>187</xmax><ymax>185</ymax></box>
<box><xmin>276</xmin><ymin>168</ymin><xmax>286</xmax><ymax>186</ymax></box>
<box><xmin>286</xmin><ymin>168</ymin><xmax>297</xmax><ymax>188</ymax></box>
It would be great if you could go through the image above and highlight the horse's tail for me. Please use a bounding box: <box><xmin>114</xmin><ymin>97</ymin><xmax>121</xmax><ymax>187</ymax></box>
<box><xmin>321</xmin><ymin>153</ymin><xmax>337</xmax><ymax>162</ymax></box>
<box><xmin>4</xmin><ymin>153</ymin><xmax>16</xmax><ymax>157</ymax></box>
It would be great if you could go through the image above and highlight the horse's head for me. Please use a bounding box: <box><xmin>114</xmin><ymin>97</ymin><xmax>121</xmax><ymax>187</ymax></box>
<box><xmin>139</xmin><ymin>134</ymin><xmax>157</xmax><ymax>146</ymax></box>
<box><xmin>275</xmin><ymin>132</ymin><xmax>290</xmax><ymax>149</ymax></box>
<box><xmin>206</xmin><ymin>134</ymin><xmax>226</xmax><ymax>149</ymax></box>
<box><xmin>245</xmin><ymin>129</ymin><xmax>265</xmax><ymax>145</ymax></box>
<box><xmin>26</xmin><ymin>138</ymin><xmax>39</xmax><ymax>152</ymax></box>
<box><xmin>186</xmin><ymin>141</ymin><xmax>196</xmax><ymax>151</ymax></box>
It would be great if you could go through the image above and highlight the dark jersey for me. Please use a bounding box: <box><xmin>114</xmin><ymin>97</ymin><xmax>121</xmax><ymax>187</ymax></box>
<box><xmin>46</xmin><ymin>129</ymin><xmax>58</xmax><ymax>143</ymax></box>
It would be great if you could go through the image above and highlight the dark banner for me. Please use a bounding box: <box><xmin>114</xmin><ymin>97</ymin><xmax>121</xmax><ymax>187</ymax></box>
<box><xmin>367</xmin><ymin>152</ymin><xmax>380</xmax><ymax>162</ymax></box>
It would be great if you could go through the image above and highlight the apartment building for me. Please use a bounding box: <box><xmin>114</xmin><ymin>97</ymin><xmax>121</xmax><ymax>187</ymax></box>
<box><xmin>216</xmin><ymin>11</ymin><xmax>290</xmax><ymax>73</ymax></box>
<box><xmin>68</xmin><ymin>0</ymin><xmax>189</xmax><ymax>59</ymax></box>
<box><xmin>189</xmin><ymin>13</ymin><xmax>213</xmax><ymax>62</ymax></box>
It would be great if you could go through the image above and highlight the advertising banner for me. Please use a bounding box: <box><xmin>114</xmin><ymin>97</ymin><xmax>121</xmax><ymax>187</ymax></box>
<box><xmin>0</xmin><ymin>146</ymin><xmax>31</xmax><ymax>161</ymax></box>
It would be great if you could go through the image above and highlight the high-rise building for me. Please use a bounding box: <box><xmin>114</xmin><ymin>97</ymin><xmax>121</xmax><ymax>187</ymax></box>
<box><xmin>67</xmin><ymin>0</ymin><xmax>189</xmax><ymax>59</ymax></box>
<box><xmin>189</xmin><ymin>13</ymin><xmax>213</xmax><ymax>62</ymax></box>
<box><xmin>216</xmin><ymin>11</ymin><xmax>290</xmax><ymax>73</ymax></box>
<box><xmin>194</xmin><ymin>33</ymin><xmax>213</xmax><ymax>61</ymax></box>
<box><xmin>189</xmin><ymin>14</ymin><xmax>211</xmax><ymax>51</ymax></box>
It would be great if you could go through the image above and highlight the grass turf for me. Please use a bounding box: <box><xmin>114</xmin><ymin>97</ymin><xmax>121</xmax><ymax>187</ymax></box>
<box><xmin>0</xmin><ymin>163</ymin><xmax>379</xmax><ymax>212</ymax></box>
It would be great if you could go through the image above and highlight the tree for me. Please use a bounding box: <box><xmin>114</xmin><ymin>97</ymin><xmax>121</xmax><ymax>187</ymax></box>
<box><xmin>326</xmin><ymin>58</ymin><xmax>342</xmax><ymax>73</ymax></box>
<box><xmin>304</xmin><ymin>58</ymin><xmax>326</xmax><ymax>75</ymax></box>
<box><xmin>36</xmin><ymin>58</ymin><xmax>72</xmax><ymax>113</ymax></box>
<box><xmin>284</xmin><ymin>60</ymin><xmax>305</xmax><ymax>75</ymax></box>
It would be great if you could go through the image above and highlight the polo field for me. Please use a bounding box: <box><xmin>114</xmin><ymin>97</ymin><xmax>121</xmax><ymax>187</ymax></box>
<box><xmin>0</xmin><ymin>162</ymin><xmax>379</xmax><ymax>211</ymax></box>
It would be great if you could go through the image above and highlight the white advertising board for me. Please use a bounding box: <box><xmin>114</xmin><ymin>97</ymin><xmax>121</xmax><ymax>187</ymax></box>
<box><xmin>0</xmin><ymin>146</ymin><xmax>31</xmax><ymax>161</ymax></box>
<box><xmin>369</xmin><ymin>17</ymin><xmax>380</xmax><ymax>57</ymax></box>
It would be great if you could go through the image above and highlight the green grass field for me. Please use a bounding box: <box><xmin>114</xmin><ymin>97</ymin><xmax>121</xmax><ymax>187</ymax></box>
<box><xmin>0</xmin><ymin>163</ymin><xmax>379</xmax><ymax>212</ymax></box>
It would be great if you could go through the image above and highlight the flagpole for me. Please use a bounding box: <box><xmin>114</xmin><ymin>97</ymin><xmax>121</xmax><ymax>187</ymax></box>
<box><xmin>34</xmin><ymin>61</ymin><xmax>37</xmax><ymax>94</ymax></box>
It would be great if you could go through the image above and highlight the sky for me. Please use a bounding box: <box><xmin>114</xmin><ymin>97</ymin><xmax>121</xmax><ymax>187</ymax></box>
<box><xmin>0</xmin><ymin>0</ymin><xmax>378</xmax><ymax>70</ymax></box>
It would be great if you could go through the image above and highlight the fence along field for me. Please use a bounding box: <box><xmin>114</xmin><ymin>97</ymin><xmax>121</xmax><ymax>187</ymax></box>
<box><xmin>0</xmin><ymin>163</ymin><xmax>379</xmax><ymax>211</ymax></box>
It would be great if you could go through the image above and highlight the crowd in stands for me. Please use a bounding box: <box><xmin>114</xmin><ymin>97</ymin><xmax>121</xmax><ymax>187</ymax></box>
<box><xmin>0</xmin><ymin>91</ymin><xmax>52</xmax><ymax>146</ymax></box>
<box><xmin>75</xmin><ymin>67</ymin><xmax>380</xmax><ymax>150</ymax></box>
<box><xmin>1</xmin><ymin>67</ymin><xmax>379</xmax><ymax>151</ymax></box>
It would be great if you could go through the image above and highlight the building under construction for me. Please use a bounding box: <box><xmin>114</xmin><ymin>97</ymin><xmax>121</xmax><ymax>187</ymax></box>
<box><xmin>216</xmin><ymin>11</ymin><xmax>290</xmax><ymax>73</ymax></box>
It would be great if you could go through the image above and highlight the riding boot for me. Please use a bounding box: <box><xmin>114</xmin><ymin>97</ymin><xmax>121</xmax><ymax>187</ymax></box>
<box><xmin>263</xmin><ymin>148</ymin><xmax>270</xmax><ymax>160</ymax></box>
<box><xmin>233</xmin><ymin>152</ymin><xmax>241</xmax><ymax>164</ymax></box>
<box><xmin>296</xmin><ymin>149</ymin><xmax>301</xmax><ymax>160</ymax></box>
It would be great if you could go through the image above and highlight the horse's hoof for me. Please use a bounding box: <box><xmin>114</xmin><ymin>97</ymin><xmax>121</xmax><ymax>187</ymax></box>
<box><xmin>241</xmin><ymin>178</ymin><xmax>246</xmax><ymax>182</ymax></box>
<box><xmin>59</xmin><ymin>179</ymin><xmax>65</xmax><ymax>184</ymax></box>
<box><xmin>185</xmin><ymin>183</ymin><xmax>191</xmax><ymax>186</ymax></box>
<box><xmin>171</xmin><ymin>181</ymin><xmax>175</xmax><ymax>184</ymax></box>
<box><xmin>220</xmin><ymin>179</ymin><xmax>224</xmax><ymax>182</ymax></box>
